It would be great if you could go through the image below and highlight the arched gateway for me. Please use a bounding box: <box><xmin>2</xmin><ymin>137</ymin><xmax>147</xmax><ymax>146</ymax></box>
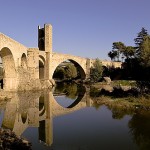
<box><xmin>0</xmin><ymin>24</ymin><xmax>121</xmax><ymax>91</ymax></box>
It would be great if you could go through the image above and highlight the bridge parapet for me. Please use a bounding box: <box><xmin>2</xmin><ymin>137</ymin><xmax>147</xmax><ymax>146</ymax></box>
<box><xmin>0</xmin><ymin>33</ymin><xmax>27</xmax><ymax>60</ymax></box>
<box><xmin>102</xmin><ymin>60</ymin><xmax>122</xmax><ymax>68</ymax></box>
<box><xmin>52</xmin><ymin>52</ymin><xmax>87</xmax><ymax>60</ymax></box>
<box><xmin>89</xmin><ymin>59</ymin><xmax>122</xmax><ymax>68</ymax></box>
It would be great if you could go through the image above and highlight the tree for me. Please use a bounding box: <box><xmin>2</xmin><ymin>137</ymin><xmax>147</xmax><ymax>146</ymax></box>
<box><xmin>122</xmin><ymin>46</ymin><xmax>135</xmax><ymax>60</ymax></box>
<box><xmin>53</xmin><ymin>63</ymin><xmax>78</xmax><ymax>80</ymax></box>
<box><xmin>139</xmin><ymin>36</ymin><xmax>150</xmax><ymax>67</ymax></box>
<box><xmin>90</xmin><ymin>58</ymin><xmax>103</xmax><ymax>82</ymax></box>
<box><xmin>134</xmin><ymin>27</ymin><xmax>148</xmax><ymax>47</ymax></box>
<box><xmin>65</xmin><ymin>83</ymin><xmax>78</xmax><ymax>99</ymax></box>
<box><xmin>134</xmin><ymin>27</ymin><xmax>148</xmax><ymax>57</ymax></box>
<box><xmin>112</xmin><ymin>42</ymin><xmax>126</xmax><ymax>61</ymax></box>
<box><xmin>53</xmin><ymin>67</ymin><xmax>65</xmax><ymax>79</ymax></box>
<box><xmin>108</xmin><ymin>28</ymin><xmax>150</xmax><ymax>80</ymax></box>
<box><xmin>108</xmin><ymin>42</ymin><xmax>126</xmax><ymax>61</ymax></box>
<box><xmin>112</xmin><ymin>42</ymin><xmax>126</xmax><ymax>51</ymax></box>
<box><xmin>108</xmin><ymin>50</ymin><xmax>118</xmax><ymax>61</ymax></box>
<box><xmin>64</xmin><ymin>64</ymin><xmax>78</xmax><ymax>79</ymax></box>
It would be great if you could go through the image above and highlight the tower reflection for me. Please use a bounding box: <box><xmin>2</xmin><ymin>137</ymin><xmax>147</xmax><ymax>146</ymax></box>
<box><xmin>1</xmin><ymin>85</ymin><xmax>91</xmax><ymax>146</ymax></box>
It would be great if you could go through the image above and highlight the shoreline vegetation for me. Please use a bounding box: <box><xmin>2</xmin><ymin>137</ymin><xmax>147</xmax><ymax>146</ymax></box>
<box><xmin>90</xmin><ymin>80</ymin><xmax>150</xmax><ymax>112</ymax></box>
<box><xmin>53</xmin><ymin>79</ymin><xmax>150</xmax><ymax>112</ymax></box>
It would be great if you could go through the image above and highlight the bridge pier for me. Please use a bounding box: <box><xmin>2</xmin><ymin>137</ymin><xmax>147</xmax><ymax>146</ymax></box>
<box><xmin>85</xmin><ymin>58</ymin><xmax>91</xmax><ymax>80</ymax></box>
<box><xmin>44</xmin><ymin>52</ymin><xmax>53</xmax><ymax>80</ymax></box>
<box><xmin>39</xmin><ymin>92</ymin><xmax>53</xmax><ymax>146</ymax></box>
<box><xmin>3</xmin><ymin>77</ymin><xmax>18</xmax><ymax>91</ymax></box>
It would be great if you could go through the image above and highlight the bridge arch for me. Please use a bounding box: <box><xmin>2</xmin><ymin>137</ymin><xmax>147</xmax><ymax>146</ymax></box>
<box><xmin>54</xmin><ymin>83</ymin><xmax>86</xmax><ymax>108</ymax></box>
<box><xmin>69</xmin><ymin>59</ymin><xmax>86</xmax><ymax>80</ymax></box>
<box><xmin>39</xmin><ymin>89</ymin><xmax>87</xmax><ymax>120</ymax></box>
<box><xmin>0</xmin><ymin>47</ymin><xmax>17</xmax><ymax>90</ymax></box>
<box><xmin>67</xmin><ymin>85</ymin><xmax>86</xmax><ymax>108</ymax></box>
<box><xmin>51</xmin><ymin>53</ymin><xmax>88</xmax><ymax>80</ymax></box>
<box><xmin>52</xmin><ymin>59</ymin><xmax>86</xmax><ymax>80</ymax></box>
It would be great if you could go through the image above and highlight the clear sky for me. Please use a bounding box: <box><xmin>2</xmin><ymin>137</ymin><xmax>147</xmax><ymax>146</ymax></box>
<box><xmin>0</xmin><ymin>0</ymin><xmax>150</xmax><ymax>60</ymax></box>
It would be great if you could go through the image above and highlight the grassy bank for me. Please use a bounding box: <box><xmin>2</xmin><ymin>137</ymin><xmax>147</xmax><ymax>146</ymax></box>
<box><xmin>90</xmin><ymin>80</ymin><xmax>150</xmax><ymax>112</ymax></box>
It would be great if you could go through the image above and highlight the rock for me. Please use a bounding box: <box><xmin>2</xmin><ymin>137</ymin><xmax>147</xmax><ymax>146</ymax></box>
<box><xmin>0</xmin><ymin>128</ymin><xmax>32</xmax><ymax>150</ymax></box>
<box><xmin>103</xmin><ymin>77</ymin><xmax>111</xmax><ymax>84</ymax></box>
<box><xmin>120</xmin><ymin>85</ymin><xmax>131</xmax><ymax>91</ymax></box>
<box><xmin>101</xmin><ymin>85</ymin><xmax>114</xmax><ymax>92</ymax></box>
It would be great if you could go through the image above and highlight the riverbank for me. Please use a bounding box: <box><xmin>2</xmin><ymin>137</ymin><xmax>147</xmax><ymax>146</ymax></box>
<box><xmin>93</xmin><ymin>95</ymin><xmax>150</xmax><ymax>110</ymax></box>
<box><xmin>91</xmin><ymin>81</ymin><xmax>150</xmax><ymax>112</ymax></box>
<box><xmin>0</xmin><ymin>128</ymin><xmax>31</xmax><ymax>150</ymax></box>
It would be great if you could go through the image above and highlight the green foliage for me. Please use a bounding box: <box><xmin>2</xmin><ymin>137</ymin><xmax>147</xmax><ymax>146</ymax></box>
<box><xmin>134</xmin><ymin>27</ymin><xmax>148</xmax><ymax>48</ymax></box>
<box><xmin>90</xmin><ymin>58</ymin><xmax>103</xmax><ymax>82</ymax></box>
<box><xmin>54</xmin><ymin>82</ymin><xmax>85</xmax><ymax>100</ymax></box>
<box><xmin>122</xmin><ymin>46</ymin><xmax>135</xmax><ymax>59</ymax></box>
<box><xmin>136</xmin><ymin>81</ymin><xmax>150</xmax><ymax>93</ymax></box>
<box><xmin>54</xmin><ymin>67</ymin><xmax>65</xmax><ymax>79</ymax></box>
<box><xmin>139</xmin><ymin>36</ymin><xmax>150</xmax><ymax>67</ymax></box>
<box><xmin>108</xmin><ymin>50</ymin><xmax>118</xmax><ymax>61</ymax></box>
<box><xmin>134</xmin><ymin>27</ymin><xmax>148</xmax><ymax>58</ymax></box>
<box><xmin>53</xmin><ymin>63</ymin><xmax>78</xmax><ymax>80</ymax></box>
<box><xmin>128</xmin><ymin>112</ymin><xmax>150</xmax><ymax>150</ymax></box>
<box><xmin>90</xmin><ymin>86</ymin><xmax>100</xmax><ymax>97</ymax></box>
<box><xmin>110</xmin><ymin>42</ymin><xmax>126</xmax><ymax>61</ymax></box>
<box><xmin>108</xmin><ymin>27</ymin><xmax>150</xmax><ymax>81</ymax></box>
<box><xmin>108</xmin><ymin>42</ymin><xmax>135</xmax><ymax>62</ymax></box>
<box><xmin>64</xmin><ymin>64</ymin><xmax>77</xmax><ymax>79</ymax></box>
<box><xmin>112</xmin><ymin>42</ymin><xmax>126</xmax><ymax>52</ymax></box>
<box><xmin>65</xmin><ymin>83</ymin><xmax>78</xmax><ymax>99</ymax></box>
<box><xmin>112</xmin><ymin>80</ymin><xmax>136</xmax><ymax>86</ymax></box>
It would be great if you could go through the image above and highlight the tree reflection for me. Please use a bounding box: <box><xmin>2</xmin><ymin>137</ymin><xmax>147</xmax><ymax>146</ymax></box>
<box><xmin>128</xmin><ymin>111</ymin><xmax>150</xmax><ymax>150</ymax></box>
<box><xmin>108</xmin><ymin>105</ymin><xmax>135</xmax><ymax>120</ymax></box>
<box><xmin>65</xmin><ymin>83</ymin><xmax>78</xmax><ymax>99</ymax></box>
<box><xmin>54</xmin><ymin>82</ymin><xmax>83</xmax><ymax>99</ymax></box>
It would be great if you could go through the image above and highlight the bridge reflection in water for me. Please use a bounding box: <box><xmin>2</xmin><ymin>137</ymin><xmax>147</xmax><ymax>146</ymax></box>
<box><xmin>1</xmin><ymin>85</ymin><xmax>92</xmax><ymax>146</ymax></box>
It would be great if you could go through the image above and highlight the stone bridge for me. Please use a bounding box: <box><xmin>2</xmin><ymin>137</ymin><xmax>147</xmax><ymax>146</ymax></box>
<box><xmin>0</xmin><ymin>24</ymin><xmax>122</xmax><ymax>91</ymax></box>
<box><xmin>1</xmin><ymin>90</ymin><xmax>93</xmax><ymax>146</ymax></box>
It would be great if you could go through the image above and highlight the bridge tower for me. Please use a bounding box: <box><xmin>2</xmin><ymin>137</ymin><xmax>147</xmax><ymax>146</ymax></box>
<box><xmin>38</xmin><ymin>24</ymin><xmax>53</xmax><ymax>79</ymax></box>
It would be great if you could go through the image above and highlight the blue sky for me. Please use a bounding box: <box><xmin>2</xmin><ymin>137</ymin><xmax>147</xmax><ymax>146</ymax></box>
<box><xmin>0</xmin><ymin>0</ymin><xmax>150</xmax><ymax>60</ymax></box>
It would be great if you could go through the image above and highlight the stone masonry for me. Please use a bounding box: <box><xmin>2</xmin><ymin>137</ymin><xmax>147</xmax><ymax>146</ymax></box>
<box><xmin>0</xmin><ymin>24</ymin><xmax>122</xmax><ymax>91</ymax></box>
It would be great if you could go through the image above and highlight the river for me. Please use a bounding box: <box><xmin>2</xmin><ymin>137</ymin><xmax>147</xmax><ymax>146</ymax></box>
<box><xmin>0</xmin><ymin>83</ymin><xmax>150</xmax><ymax>150</ymax></box>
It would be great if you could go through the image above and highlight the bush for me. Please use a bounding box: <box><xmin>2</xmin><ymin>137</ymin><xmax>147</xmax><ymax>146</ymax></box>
<box><xmin>90</xmin><ymin>58</ymin><xmax>103</xmax><ymax>82</ymax></box>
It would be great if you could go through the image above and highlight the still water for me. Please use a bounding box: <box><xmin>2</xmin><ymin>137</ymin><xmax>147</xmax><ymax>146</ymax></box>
<box><xmin>0</xmin><ymin>83</ymin><xmax>150</xmax><ymax>150</ymax></box>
